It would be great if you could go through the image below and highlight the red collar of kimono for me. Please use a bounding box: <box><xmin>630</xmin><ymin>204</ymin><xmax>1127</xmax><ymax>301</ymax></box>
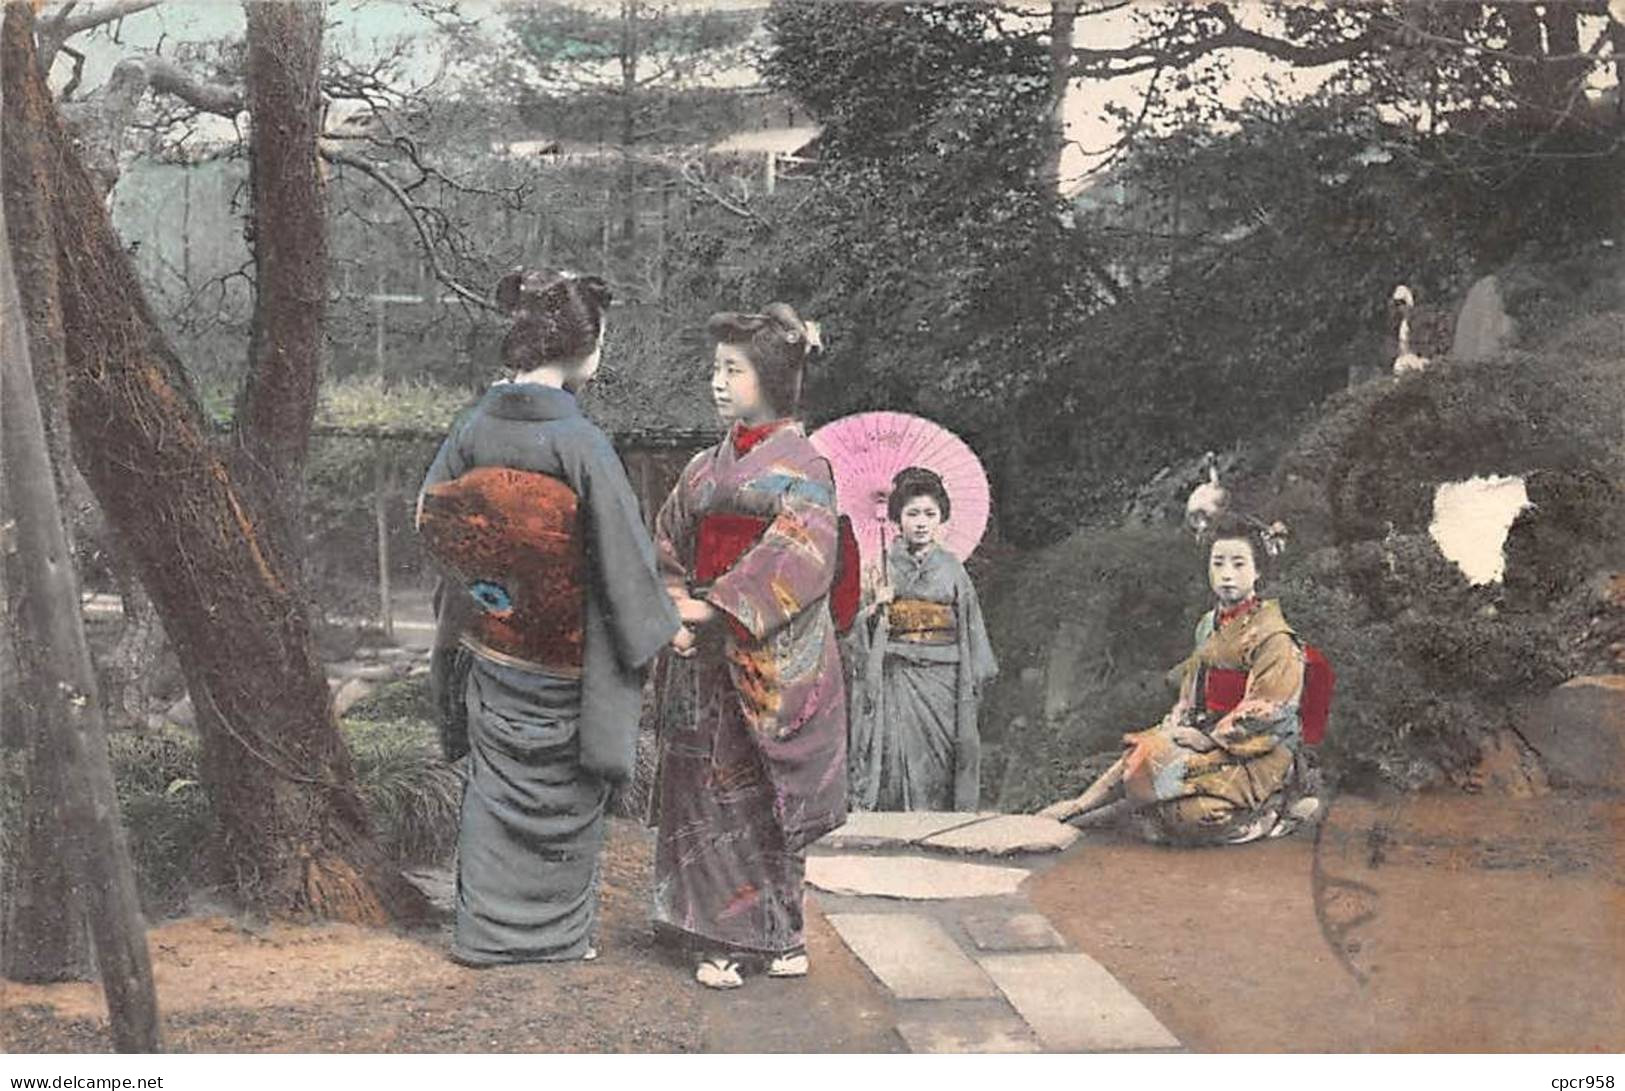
<box><xmin>731</xmin><ymin>418</ymin><xmax>793</xmax><ymax>456</ymax></box>
<box><xmin>1216</xmin><ymin>595</ymin><xmax>1261</xmax><ymax>628</ymax></box>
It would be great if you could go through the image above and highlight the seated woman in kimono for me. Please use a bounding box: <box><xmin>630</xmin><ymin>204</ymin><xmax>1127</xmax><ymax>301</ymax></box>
<box><xmin>847</xmin><ymin>466</ymin><xmax>997</xmax><ymax>812</ymax></box>
<box><xmin>1040</xmin><ymin>514</ymin><xmax>1316</xmax><ymax>845</ymax></box>
<box><xmin>651</xmin><ymin>303</ymin><xmax>849</xmax><ymax>990</ymax></box>
<box><xmin>417</xmin><ymin>270</ymin><xmax>679</xmax><ymax>964</ymax></box>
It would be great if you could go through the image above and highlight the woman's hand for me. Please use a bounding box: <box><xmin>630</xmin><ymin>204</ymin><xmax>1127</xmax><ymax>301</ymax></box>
<box><xmin>671</xmin><ymin>625</ymin><xmax>698</xmax><ymax>658</ymax></box>
<box><xmin>1169</xmin><ymin>725</ymin><xmax>1217</xmax><ymax>752</ymax></box>
<box><xmin>870</xmin><ymin>585</ymin><xmax>896</xmax><ymax>607</ymax></box>
<box><xmin>674</xmin><ymin>596</ymin><xmax>718</xmax><ymax>627</ymax></box>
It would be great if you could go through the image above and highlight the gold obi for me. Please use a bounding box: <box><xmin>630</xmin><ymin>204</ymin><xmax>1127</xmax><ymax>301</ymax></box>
<box><xmin>418</xmin><ymin>466</ymin><xmax>587</xmax><ymax>676</ymax></box>
<box><xmin>888</xmin><ymin>598</ymin><xmax>956</xmax><ymax>644</ymax></box>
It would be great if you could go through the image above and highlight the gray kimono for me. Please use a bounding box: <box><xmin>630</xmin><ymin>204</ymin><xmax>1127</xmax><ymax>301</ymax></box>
<box><xmin>846</xmin><ymin>540</ymin><xmax>997</xmax><ymax>812</ymax></box>
<box><xmin>418</xmin><ymin>382</ymin><xmax>678</xmax><ymax>963</ymax></box>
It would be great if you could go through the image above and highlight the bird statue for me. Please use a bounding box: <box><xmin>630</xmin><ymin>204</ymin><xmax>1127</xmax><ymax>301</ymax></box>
<box><xmin>1185</xmin><ymin>451</ymin><xmax>1227</xmax><ymax>536</ymax></box>
<box><xmin>1391</xmin><ymin>284</ymin><xmax>1430</xmax><ymax>376</ymax></box>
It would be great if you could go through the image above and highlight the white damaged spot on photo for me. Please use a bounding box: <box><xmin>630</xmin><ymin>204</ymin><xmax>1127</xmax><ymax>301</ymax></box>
<box><xmin>1427</xmin><ymin>475</ymin><xmax>1532</xmax><ymax>586</ymax></box>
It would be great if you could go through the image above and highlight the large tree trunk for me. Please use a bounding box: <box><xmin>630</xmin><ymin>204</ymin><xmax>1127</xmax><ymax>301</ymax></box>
<box><xmin>237</xmin><ymin>0</ymin><xmax>326</xmax><ymax>493</ymax></box>
<box><xmin>0</xmin><ymin>0</ymin><xmax>92</xmax><ymax>979</ymax></box>
<box><xmin>1041</xmin><ymin>0</ymin><xmax>1079</xmax><ymax>196</ymax></box>
<box><xmin>0</xmin><ymin>52</ymin><xmax>159</xmax><ymax>1046</ymax></box>
<box><xmin>0</xmin><ymin>2</ymin><xmax>428</xmax><ymax>924</ymax></box>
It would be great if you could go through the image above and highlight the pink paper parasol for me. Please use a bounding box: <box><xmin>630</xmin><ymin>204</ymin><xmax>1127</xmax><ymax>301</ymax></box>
<box><xmin>810</xmin><ymin>411</ymin><xmax>991</xmax><ymax>567</ymax></box>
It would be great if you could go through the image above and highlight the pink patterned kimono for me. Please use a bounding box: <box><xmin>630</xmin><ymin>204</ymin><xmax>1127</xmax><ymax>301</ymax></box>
<box><xmin>649</xmin><ymin>420</ymin><xmax>848</xmax><ymax>958</ymax></box>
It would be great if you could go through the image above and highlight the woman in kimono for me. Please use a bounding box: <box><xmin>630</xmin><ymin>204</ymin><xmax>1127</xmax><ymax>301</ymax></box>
<box><xmin>417</xmin><ymin>270</ymin><xmax>680</xmax><ymax>964</ymax></box>
<box><xmin>651</xmin><ymin>303</ymin><xmax>848</xmax><ymax>990</ymax></box>
<box><xmin>847</xmin><ymin>467</ymin><xmax>997</xmax><ymax>812</ymax></box>
<box><xmin>1040</xmin><ymin>514</ymin><xmax>1311</xmax><ymax>845</ymax></box>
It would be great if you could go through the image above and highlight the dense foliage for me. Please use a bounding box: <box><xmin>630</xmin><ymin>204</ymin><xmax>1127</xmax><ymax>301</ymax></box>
<box><xmin>991</xmin><ymin>250</ymin><xmax>1625</xmax><ymax>805</ymax></box>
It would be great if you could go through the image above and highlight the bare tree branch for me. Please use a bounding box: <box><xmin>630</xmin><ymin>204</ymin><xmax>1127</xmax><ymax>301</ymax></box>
<box><xmin>319</xmin><ymin>143</ymin><xmax>500</xmax><ymax>312</ymax></box>
<box><xmin>52</xmin><ymin>0</ymin><xmax>160</xmax><ymax>38</ymax></box>
<box><xmin>110</xmin><ymin>53</ymin><xmax>244</xmax><ymax>115</ymax></box>
<box><xmin>1068</xmin><ymin>7</ymin><xmax>1386</xmax><ymax>79</ymax></box>
<box><xmin>59</xmin><ymin>41</ymin><xmax>85</xmax><ymax>99</ymax></box>
<box><xmin>38</xmin><ymin>0</ymin><xmax>161</xmax><ymax>69</ymax></box>
<box><xmin>675</xmin><ymin>158</ymin><xmax>768</xmax><ymax>224</ymax></box>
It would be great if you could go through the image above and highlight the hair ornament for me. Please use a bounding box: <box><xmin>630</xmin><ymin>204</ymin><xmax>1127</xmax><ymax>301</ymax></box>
<box><xmin>1255</xmin><ymin>517</ymin><xmax>1290</xmax><ymax>558</ymax></box>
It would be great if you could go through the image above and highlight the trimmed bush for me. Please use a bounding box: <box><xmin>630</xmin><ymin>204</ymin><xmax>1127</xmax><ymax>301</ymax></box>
<box><xmin>984</xmin><ymin>522</ymin><xmax>1207</xmax><ymax>811</ymax></box>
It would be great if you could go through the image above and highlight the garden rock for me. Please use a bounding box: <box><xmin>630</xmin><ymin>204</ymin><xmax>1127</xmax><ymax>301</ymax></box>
<box><xmin>165</xmin><ymin>695</ymin><xmax>195</xmax><ymax>728</ymax></box>
<box><xmin>1463</xmin><ymin>730</ymin><xmax>1549</xmax><ymax>797</ymax></box>
<box><xmin>1516</xmin><ymin>675</ymin><xmax>1625</xmax><ymax>790</ymax></box>
<box><xmin>1451</xmin><ymin>275</ymin><xmax>1515</xmax><ymax>363</ymax></box>
<box><xmin>332</xmin><ymin>678</ymin><xmax>376</xmax><ymax>718</ymax></box>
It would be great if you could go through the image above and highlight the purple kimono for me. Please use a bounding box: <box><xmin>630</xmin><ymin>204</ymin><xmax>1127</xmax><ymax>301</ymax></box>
<box><xmin>650</xmin><ymin>421</ymin><xmax>848</xmax><ymax>957</ymax></box>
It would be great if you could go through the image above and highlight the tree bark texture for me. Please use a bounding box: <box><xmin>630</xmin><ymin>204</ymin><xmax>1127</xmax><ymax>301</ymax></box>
<box><xmin>0</xmin><ymin>42</ymin><xmax>160</xmax><ymax>1043</ymax></box>
<box><xmin>1042</xmin><ymin>0</ymin><xmax>1079</xmax><ymax>196</ymax></box>
<box><xmin>0</xmin><ymin>0</ymin><xmax>93</xmax><ymax>981</ymax></box>
<box><xmin>0</xmin><ymin>2</ymin><xmax>427</xmax><ymax>925</ymax></box>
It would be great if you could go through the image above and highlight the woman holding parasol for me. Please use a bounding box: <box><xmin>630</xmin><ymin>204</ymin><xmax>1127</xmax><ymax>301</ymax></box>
<box><xmin>810</xmin><ymin>415</ymin><xmax>997</xmax><ymax>813</ymax></box>
<box><xmin>844</xmin><ymin>466</ymin><xmax>997</xmax><ymax>812</ymax></box>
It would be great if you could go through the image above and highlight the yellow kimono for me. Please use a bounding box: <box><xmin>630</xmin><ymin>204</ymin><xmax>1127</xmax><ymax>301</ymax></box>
<box><xmin>1122</xmin><ymin>597</ymin><xmax>1305</xmax><ymax>845</ymax></box>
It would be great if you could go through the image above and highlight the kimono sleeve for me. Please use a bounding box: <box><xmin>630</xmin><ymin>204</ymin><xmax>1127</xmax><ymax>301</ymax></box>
<box><xmin>418</xmin><ymin>412</ymin><xmax>475</xmax><ymax>760</ymax></box>
<box><xmin>705</xmin><ymin>460</ymin><xmax>839</xmax><ymax>642</ymax></box>
<box><xmin>415</xmin><ymin>408</ymin><xmax>476</xmax><ymax>530</ymax></box>
<box><xmin>955</xmin><ymin>565</ymin><xmax>998</xmax><ymax>689</ymax></box>
<box><xmin>571</xmin><ymin>428</ymin><xmax>682</xmax><ymax>672</ymax></box>
<box><xmin>653</xmin><ymin>451</ymin><xmax>705</xmax><ymax>595</ymax></box>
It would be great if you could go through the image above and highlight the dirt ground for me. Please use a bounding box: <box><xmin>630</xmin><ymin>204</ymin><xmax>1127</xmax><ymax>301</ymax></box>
<box><xmin>8</xmin><ymin>793</ymin><xmax>1621</xmax><ymax>1053</ymax></box>
<box><xmin>0</xmin><ymin>819</ymin><xmax>900</xmax><ymax>1054</ymax></box>
<box><xmin>1028</xmin><ymin>788</ymin><xmax>1625</xmax><ymax>1052</ymax></box>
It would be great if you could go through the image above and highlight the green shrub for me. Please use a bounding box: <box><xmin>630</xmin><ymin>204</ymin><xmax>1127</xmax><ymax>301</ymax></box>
<box><xmin>105</xmin><ymin>730</ymin><xmax>214</xmax><ymax>913</ymax></box>
<box><xmin>0</xmin><ymin>699</ymin><xmax>463</xmax><ymax>918</ymax></box>
<box><xmin>343</xmin><ymin>673</ymin><xmax>439</xmax><ymax>724</ymax></box>
<box><xmin>342</xmin><ymin>717</ymin><xmax>462</xmax><ymax>868</ymax></box>
<box><xmin>984</xmin><ymin>522</ymin><xmax>1207</xmax><ymax>811</ymax></box>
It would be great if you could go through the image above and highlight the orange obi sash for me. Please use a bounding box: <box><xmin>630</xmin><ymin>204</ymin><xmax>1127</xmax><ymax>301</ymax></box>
<box><xmin>418</xmin><ymin>466</ymin><xmax>587</xmax><ymax>675</ymax></box>
<box><xmin>888</xmin><ymin>598</ymin><xmax>956</xmax><ymax>644</ymax></box>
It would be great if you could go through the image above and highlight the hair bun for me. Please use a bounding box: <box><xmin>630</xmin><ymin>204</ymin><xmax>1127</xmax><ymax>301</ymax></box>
<box><xmin>497</xmin><ymin>268</ymin><xmax>611</xmax><ymax>370</ymax></box>
<box><xmin>577</xmin><ymin>275</ymin><xmax>613</xmax><ymax>310</ymax></box>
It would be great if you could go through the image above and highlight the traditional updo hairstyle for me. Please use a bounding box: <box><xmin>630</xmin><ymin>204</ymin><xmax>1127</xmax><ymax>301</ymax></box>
<box><xmin>496</xmin><ymin>269</ymin><xmax>613</xmax><ymax>373</ymax></box>
<box><xmin>1203</xmin><ymin>512</ymin><xmax>1275</xmax><ymax>590</ymax></box>
<box><xmin>706</xmin><ymin>302</ymin><xmax>821</xmax><ymax>416</ymax></box>
<box><xmin>888</xmin><ymin>466</ymin><xmax>952</xmax><ymax>524</ymax></box>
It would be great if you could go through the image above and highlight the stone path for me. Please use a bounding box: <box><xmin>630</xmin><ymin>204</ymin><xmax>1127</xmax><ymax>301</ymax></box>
<box><xmin>808</xmin><ymin>811</ymin><xmax>1180</xmax><ymax>1054</ymax></box>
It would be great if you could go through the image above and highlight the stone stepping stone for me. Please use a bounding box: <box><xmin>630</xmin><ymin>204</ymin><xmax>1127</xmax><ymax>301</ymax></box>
<box><xmin>920</xmin><ymin>814</ymin><xmax>1080</xmax><ymax>856</ymax></box>
<box><xmin>895</xmin><ymin>1002</ymin><xmax>1040</xmax><ymax>1053</ymax></box>
<box><xmin>827</xmin><ymin>914</ymin><xmax>998</xmax><ymax>1000</ymax></box>
<box><xmin>960</xmin><ymin>912</ymin><xmax>1067</xmax><ymax>952</ymax></box>
<box><xmin>820</xmin><ymin>812</ymin><xmax>993</xmax><ymax>850</ymax></box>
<box><xmin>807</xmin><ymin>855</ymin><xmax>1028</xmax><ymax>900</ymax></box>
<box><xmin>977</xmin><ymin>952</ymin><xmax>1179</xmax><ymax>1052</ymax></box>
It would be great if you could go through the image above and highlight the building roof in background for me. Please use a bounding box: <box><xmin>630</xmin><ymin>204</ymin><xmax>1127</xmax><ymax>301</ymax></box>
<box><xmin>708</xmin><ymin>125</ymin><xmax>821</xmax><ymax>156</ymax></box>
